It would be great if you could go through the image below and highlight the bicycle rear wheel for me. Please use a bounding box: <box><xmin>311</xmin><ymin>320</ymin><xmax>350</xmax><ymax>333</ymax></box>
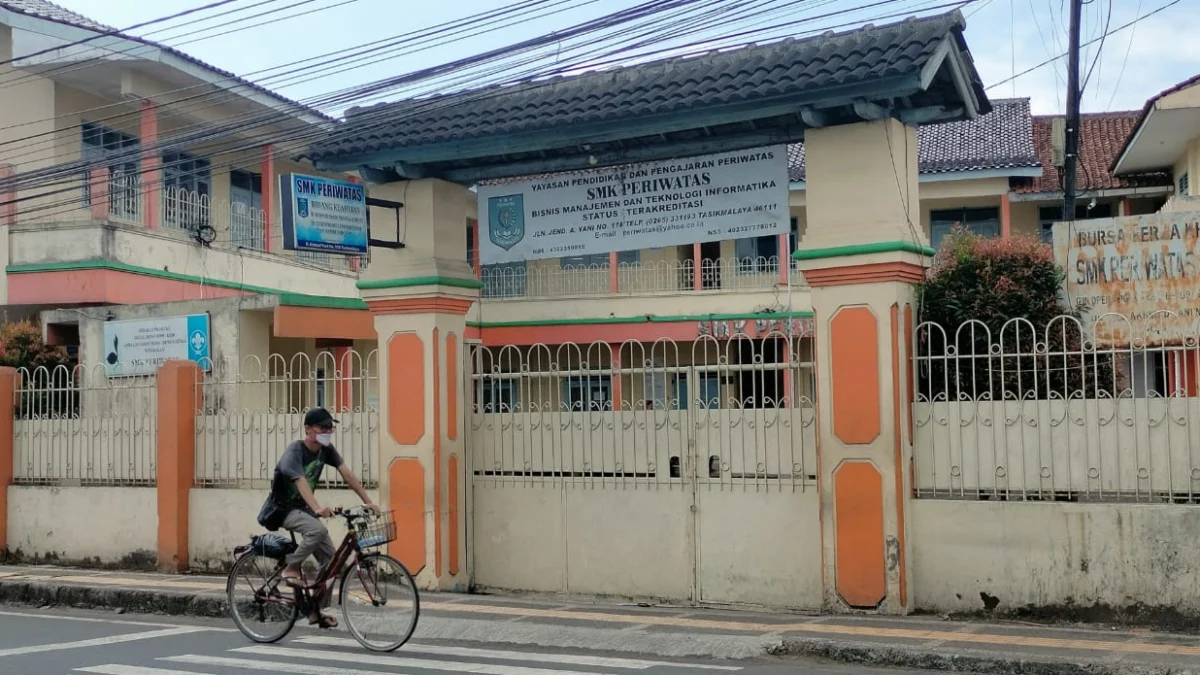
<box><xmin>339</xmin><ymin>553</ymin><xmax>420</xmax><ymax>652</ymax></box>
<box><xmin>227</xmin><ymin>552</ymin><xmax>298</xmax><ymax>643</ymax></box>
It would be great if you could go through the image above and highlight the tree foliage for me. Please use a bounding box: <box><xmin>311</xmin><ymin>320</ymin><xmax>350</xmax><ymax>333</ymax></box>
<box><xmin>917</xmin><ymin>228</ymin><xmax>1114</xmax><ymax>401</ymax></box>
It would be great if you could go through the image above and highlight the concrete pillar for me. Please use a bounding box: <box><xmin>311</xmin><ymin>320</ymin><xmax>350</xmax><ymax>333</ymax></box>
<box><xmin>794</xmin><ymin>119</ymin><xmax>930</xmax><ymax>615</ymax></box>
<box><xmin>358</xmin><ymin>178</ymin><xmax>479</xmax><ymax>590</ymax></box>
<box><xmin>140</xmin><ymin>101</ymin><xmax>160</xmax><ymax>229</ymax></box>
<box><xmin>156</xmin><ymin>360</ymin><xmax>201</xmax><ymax>572</ymax></box>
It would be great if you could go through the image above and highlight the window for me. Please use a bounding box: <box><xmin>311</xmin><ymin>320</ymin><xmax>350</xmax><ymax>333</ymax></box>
<box><xmin>315</xmin><ymin>368</ymin><xmax>326</xmax><ymax>408</ymax></box>
<box><xmin>81</xmin><ymin>122</ymin><xmax>139</xmax><ymax>214</ymax></box>
<box><xmin>559</xmin><ymin>251</ymin><xmax>639</xmax><ymax>268</ymax></box>
<box><xmin>466</xmin><ymin>222</ymin><xmax>476</xmax><ymax>266</ymax></box>
<box><xmin>562</xmin><ymin>375</ymin><xmax>612</xmax><ymax>412</ymax></box>
<box><xmin>1180</xmin><ymin>173</ymin><xmax>1190</xmax><ymax>197</ymax></box>
<box><xmin>675</xmin><ymin>371</ymin><xmax>720</xmax><ymax>410</ymax></box>
<box><xmin>734</xmin><ymin>218</ymin><xmax>799</xmax><ymax>273</ymax></box>
<box><xmin>478</xmin><ymin>377</ymin><xmax>517</xmax><ymax>413</ymax></box>
<box><xmin>930</xmin><ymin>207</ymin><xmax>1000</xmax><ymax>248</ymax></box>
<box><xmin>229</xmin><ymin>169</ymin><xmax>263</xmax><ymax>250</ymax></box>
<box><xmin>481</xmin><ymin>261</ymin><xmax>527</xmax><ymax>298</ymax></box>
<box><xmin>1038</xmin><ymin>203</ymin><xmax>1113</xmax><ymax>243</ymax></box>
<box><xmin>161</xmin><ymin>151</ymin><xmax>212</xmax><ymax>230</ymax></box>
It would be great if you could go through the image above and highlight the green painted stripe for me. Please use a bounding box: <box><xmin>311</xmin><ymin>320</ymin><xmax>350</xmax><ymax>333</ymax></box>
<box><xmin>356</xmin><ymin>275</ymin><xmax>483</xmax><ymax>291</ymax></box>
<box><xmin>466</xmin><ymin>311</ymin><xmax>812</xmax><ymax>329</ymax></box>
<box><xmin>792</xmin><ymin>240</ymin><xmax>935</xmax><ymax>261</ymax></box>
<box><xmin>8</xmin><ymin>260</ymin><xmax>367</xmax><ymax>310</ymax></box>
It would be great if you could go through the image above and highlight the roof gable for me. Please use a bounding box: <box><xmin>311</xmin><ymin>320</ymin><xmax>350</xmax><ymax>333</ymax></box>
<box><xmin>312</xmin><ymin>10</ymin><xmax>992</xmax><ymax>183</ymax></box>
<box><xmin>787</xmin><ymin>98</ymin><xmax>1039</xmax><ymax>181</ymax></box>
<box><xmin>1017</xmin><ymin>111</ymin><xmax>1171</xmax><ymax>194</ymax></box>
<box><xmin>0</xmin><ymin>0</ymin><xmax>330</xmax><ymax>123</ymax></box>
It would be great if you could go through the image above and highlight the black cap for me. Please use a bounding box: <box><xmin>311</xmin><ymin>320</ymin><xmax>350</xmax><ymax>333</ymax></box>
<box><xmin>303</xmin><ymin>407</ymin><xmax>339</xmax><ymax>427</ymax></box>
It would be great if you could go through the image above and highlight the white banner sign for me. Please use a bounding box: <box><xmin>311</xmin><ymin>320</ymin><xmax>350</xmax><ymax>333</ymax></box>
<box><xmin>102</xmin><ymin>314</ymin><xmax>211</xmax><ymax>378</ymax></box>
<box><xmin>476</xmin><ymin>145</ymin><xmax>790</xmax><ymax>264</ymax></box>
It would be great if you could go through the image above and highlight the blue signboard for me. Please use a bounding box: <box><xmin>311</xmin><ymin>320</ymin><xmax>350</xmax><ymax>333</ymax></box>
<box><xmin>279</xmin><ymin>173</ymin><xmax>369</xmax><ymax>255</ymax></box>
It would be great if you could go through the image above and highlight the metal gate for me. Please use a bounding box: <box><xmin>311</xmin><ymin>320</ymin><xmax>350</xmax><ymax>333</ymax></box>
<box><xmin>465</xmin><ymin>332</ymin><xmax>822</xmax><ymax>607</ymax></box>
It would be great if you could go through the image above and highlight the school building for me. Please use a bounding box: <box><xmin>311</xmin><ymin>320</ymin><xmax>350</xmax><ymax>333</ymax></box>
<box><xmin>5</xmin><ymin>4</ymin><xmax>1200</xmax><ymax>621</ymax></box>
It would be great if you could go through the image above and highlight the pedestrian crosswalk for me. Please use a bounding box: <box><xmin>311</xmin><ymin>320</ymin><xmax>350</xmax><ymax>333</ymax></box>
<box><xmin>73</xmin><ymin>635</ymin><xmax>746</xmax><ymax>675</ymax></box>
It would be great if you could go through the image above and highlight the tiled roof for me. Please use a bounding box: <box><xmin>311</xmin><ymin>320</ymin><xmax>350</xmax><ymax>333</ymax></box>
<box><xmin>0</xmin><ymin>0</ymin><xmax>330</xmax><ymax>122</ymax></box>
<box><xmin>787</xmin><ymin>98</ymin><xmax>1039</xmax><ymax>182</ymax></box>
<box><xmin>312</xmin><ymin>10</ymin><xmax>989</xmax><ymax>164</ymax></box>
<box><xmin>1014</xmin><ymin>111</ymin><xmax>1172</xmax><ymax>194</ymax></box>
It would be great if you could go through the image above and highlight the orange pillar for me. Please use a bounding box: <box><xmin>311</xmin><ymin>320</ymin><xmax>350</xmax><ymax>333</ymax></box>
<box><xmin>156</xmin><ymin>360</ymin><xmax>200</xmax><ymax>572</ymax></box>
<box><xmin>609</xmin><ymin>251</ymin><xmax>619</xmax><ymax>293</ymax></box>
<box><xmin>0</xmin><ymin>164</ymin><xmax>14</xmax><ymax>225</ymax></box>
<box><xmin>692</xmin><ymin>243</ymin><xmax>703</xmax><ymax>291</ymax></box>
<box><xmin>89</xmin><ymin>167</ymin><xmax>110</xmax><ymax>220</ymax></box>
<box><xmin>141</xmin><ymin>101</ymin><xmax>161</xmax><ymax>229</ymax></box>
<box><xmin>0</xmin><ymin>368</ymin><xmax>17</xmax><ymax>554</ymax></box>
<box><xmin>262</xmin><ymin>144</ymin><xmax>275</xmax><ymax>253</ymax></box>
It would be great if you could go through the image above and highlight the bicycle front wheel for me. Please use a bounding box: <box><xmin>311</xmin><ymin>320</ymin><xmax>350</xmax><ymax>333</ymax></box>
<box><xmin>339</xmin><ymin>552</ymin><xmax>420</xmax><ymax>652</ymax></box>
<box><xmin>227</xmin><ymin>552</ymin><xmax>298</xmax><ymax>643</ymax></box>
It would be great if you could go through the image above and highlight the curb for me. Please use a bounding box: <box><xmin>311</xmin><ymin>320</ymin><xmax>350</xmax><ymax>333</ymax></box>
<box><xmin>2</xmin><ymin>579</ymin><xmax>1194</xmax><ymax>674</ymax></box>
<box><xmin>769</xmin><ymin>637</ymin><xmax>1199</xmax><ymax>675</ymax></box>
<box><xmin>0</xmin><ymin>579</ymin><xmax>227</xmax><ymax>619</ymax></box>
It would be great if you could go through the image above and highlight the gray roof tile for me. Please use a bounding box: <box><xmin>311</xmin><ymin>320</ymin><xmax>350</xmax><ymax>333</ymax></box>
<box><xmin>313</xmin><ymin>10</ymin><xmax>989</xmax><ymax>163</ymax></box>
<box><xmin>787</xmin><ymin>98</ymin><xmax>1039</xmax><ymax>181</ymax></box>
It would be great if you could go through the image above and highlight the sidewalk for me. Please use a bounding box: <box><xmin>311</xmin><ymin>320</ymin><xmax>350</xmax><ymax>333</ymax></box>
<box><xmin>2</xmin><ymin>564</ymin><xmax>1199</xmax><ymax>674</ymax></box>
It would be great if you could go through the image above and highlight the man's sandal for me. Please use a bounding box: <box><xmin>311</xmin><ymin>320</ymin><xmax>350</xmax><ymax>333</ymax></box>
<box><xmin>309</xmin><ymin>613</ymin><xmax>338</xmax><ymax>629</ymax></box>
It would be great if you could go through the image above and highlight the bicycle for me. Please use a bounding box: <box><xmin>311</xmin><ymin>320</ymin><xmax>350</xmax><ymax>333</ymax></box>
<box><xmin>226</xmin><ymin>505</ymin><xmax>420</xmax><ymax>652</ymax></box>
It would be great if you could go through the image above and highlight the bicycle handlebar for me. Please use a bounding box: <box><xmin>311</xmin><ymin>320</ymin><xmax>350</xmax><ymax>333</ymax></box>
<box><xmin>330</xmin><ymin>505</ymin><xmax>378</xmax><ymax>520</ymax></box>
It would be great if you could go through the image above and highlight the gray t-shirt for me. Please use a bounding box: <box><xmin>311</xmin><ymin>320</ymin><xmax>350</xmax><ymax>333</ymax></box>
<box><xmin>268</xmin><ymin>440</ymin><xmax>344</xmax><ymax>515</ymax></box>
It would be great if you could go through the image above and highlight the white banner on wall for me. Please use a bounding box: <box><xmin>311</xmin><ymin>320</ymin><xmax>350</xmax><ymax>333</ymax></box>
<box><xmin>102</xmin><ymin>314</ymin><xmax>211</xmax><ymax>378</ymax></box>
<box><xmin>476</xmin><ymin>145</ymin><xmax>790</xmax><ymax>264</ymax></box>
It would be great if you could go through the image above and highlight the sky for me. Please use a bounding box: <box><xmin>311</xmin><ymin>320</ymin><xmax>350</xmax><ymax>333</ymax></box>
<box><xmin>47</xmin><ymin>0</ymin><xmax>1200</xmax><ymax>117</ymax></box>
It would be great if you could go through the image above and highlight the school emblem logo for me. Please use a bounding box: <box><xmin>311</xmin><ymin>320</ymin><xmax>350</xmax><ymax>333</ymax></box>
<box><xmin>488</xmin><ymin>194</ymin><xmax>525</xmax><ymax>251</ymax></box>
<box><xmin>297</xmin><ymin>198</ymin><xmax>309</xmax><ymax>219</ymax></box>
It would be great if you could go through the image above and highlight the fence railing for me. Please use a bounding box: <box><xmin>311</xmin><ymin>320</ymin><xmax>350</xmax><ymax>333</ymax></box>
<box><xmin>479</xmin><ymin>256</ymin><xmax>805</xmax><ymax>299</ymax></box>
<box><xmin>13</xmin><ymin>363</ymin><xmax>157</xmax><ymax>487</ymax></box>
<box><xmin>82</xmin><ymin>171</ymin><xmax>359</xmax><ymax>273</ymax></box>
<box><xmin>194</xmin><ymin>350</ymin><xmax>379</xmax><ymax>489</ymax></box>
<box><xmin>468</xmin><ymin>333</ymin><xmax>818</xmax><ymax>492</ymax></box>
<box><xmin>912</xmin><ymin>314</ymin><xmax>1200</xmax><ymax>503</ymax></box>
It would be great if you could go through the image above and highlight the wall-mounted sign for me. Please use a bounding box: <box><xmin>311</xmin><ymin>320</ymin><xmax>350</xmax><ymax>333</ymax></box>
<box><xmin>279</xmin><ymin>173</ymin><xmax>368</xmax><ymax>255</ymax></box>
<box><xmin>476</xmin><ymin>145</ymin><xmax>790</xmax><ymax>265</ymax></box>
<box><xmin>697</xmin><ymin>316</ymin><xmax>815</xmax><ymax>339</ymax></box>
<box><xmin>103</xmin><ymin>314</ymin><xmax>211</xmax><ymax>378</ymax></box>
<box><xmin>1055</xmin><ymin>210</ymin><xmax>1200</xmax><ymax>346</ymax></box>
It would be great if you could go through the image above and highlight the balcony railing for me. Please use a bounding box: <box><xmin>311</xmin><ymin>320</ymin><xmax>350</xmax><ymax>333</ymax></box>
<box><xmin>94</xmin><ymin>171</ymin><xmax>359</xmax><ymax>274</ymax></box>
<box><xmin>479</xmin><ymin>256</ymin><xmax>806</xmax><ymax>300</ymax></box>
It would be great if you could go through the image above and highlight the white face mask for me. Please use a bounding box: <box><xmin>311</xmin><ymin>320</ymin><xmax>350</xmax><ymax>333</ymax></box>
<box><xmin>315</xmin><ymin>433</ymin><xmax>333</xmax><ymax>446</ymax></box>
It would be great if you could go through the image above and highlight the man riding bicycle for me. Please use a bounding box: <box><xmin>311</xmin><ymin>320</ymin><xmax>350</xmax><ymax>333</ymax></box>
<box><xmin>257</xmin><ymin>407</ymin><xmax>378</xmax><ymax>629</ymax></box>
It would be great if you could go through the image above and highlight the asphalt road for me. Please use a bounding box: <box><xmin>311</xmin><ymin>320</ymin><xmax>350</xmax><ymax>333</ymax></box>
<box><xmin>0</xmin><ymin>606</ymin><xmax>954</xmax><ymax>675</ymax></box>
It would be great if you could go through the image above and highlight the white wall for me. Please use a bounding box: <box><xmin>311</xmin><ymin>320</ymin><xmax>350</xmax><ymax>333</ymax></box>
<box><xmin>7</xmin><ymin>486</ymin><xmax>156</xmax><ymax>565</ymax></box>
<box><xmin>911</xmin><ymin>500</ymin><xmax>1200</xmax><ymax>616</ymax></box>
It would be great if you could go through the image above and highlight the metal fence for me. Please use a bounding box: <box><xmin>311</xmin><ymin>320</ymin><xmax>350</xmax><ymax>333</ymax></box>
<box><xmin>194</xmin><ymin>351</ymin><xmax>380</xmax><ymax>488</ymax></box>
<box><xmin>912</xmin><ymin>314</ymin><xmax>1200</xmax><ymax>503</ymax></box>
<box><xmin>13</xmin><ymin>363</ymin><xmax>157</xmax><ymax>486</ymax></box>
<box><xmin>467</xmin><ymin>333</ymin><xmax>818</xmax><ymax>492</ymax></box>
<box><xmin>479</xmin><ymin>256</ymin><xmax>805</xmax><ymax>299</ymax></box>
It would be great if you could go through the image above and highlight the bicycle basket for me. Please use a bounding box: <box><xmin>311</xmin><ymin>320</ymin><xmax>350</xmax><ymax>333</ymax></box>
<box><xmin>355</xmin><ymin>510</ymin><xmax>397</xmax><ymax>549</ymax></box>
<box><xmin>250</xmin><ymin>533</ymin><xmax>298</xmax><ymax>560</ymax></box>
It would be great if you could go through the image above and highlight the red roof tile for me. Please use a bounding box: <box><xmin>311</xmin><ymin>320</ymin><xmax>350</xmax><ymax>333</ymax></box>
<box><xmin>1015</xmin><ymin>112</ymin><xmax>1171</xmax><ymax>194</ymax></box>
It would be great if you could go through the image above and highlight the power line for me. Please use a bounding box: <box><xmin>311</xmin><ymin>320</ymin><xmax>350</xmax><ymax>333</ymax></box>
<box><xmin>3</xmin><ymin>0</ymin><xmax>974</xmax><ymax>222</ymax></box>
<box><xmin>986</xmin><ymin>0</ymin><xmax>1181</xmax><ymax>91</ymax></box>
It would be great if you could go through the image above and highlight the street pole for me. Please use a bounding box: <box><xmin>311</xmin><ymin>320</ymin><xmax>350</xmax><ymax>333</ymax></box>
<box><xmin>1062</xmin><ymin>0</ymin><xmax>1083</xmax><ymax>221</ymax></box>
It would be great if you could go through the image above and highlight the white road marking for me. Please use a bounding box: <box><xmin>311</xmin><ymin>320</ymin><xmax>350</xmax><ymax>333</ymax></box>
<box><xmin>0</xmin><ymin>609</ymin><xmax>234</xmax><ymax>631</ymax></box>
<box><xmin>167</xmin><ymin>654</ymin><xmax>417</xmax><ymax>675</ymax></box>
<box><xmin>293</xmin><ymin>636</ymin><xmax>744</xmax><ymax>671</ymax></box>
<box><xmin>230</xmin><ymin>646</ymin><xmax>601</xmax><ymax>675</ymax></box>
<box><xmin>0</xmin><ymin>626</ymin><xmax>211</xmax><ymax>657</ymax></box>
<box><xmin>77</xmin><ymin>665</ymin><xmax>215</xmax><ymax>675</ymax></box>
